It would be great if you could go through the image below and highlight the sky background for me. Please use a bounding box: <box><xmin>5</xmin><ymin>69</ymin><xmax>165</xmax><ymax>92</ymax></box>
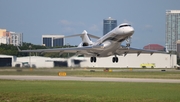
<box><xmin>0</xmin><ymin>0</ymin><xmax>180</xmax><ymax>48</ymax></box>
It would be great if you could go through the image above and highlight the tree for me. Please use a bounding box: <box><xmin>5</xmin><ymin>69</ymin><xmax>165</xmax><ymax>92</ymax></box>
<box><xmin>0</xmin><ymin>42</ymin><xmax>76</xmax><ymax>58</ymax></box>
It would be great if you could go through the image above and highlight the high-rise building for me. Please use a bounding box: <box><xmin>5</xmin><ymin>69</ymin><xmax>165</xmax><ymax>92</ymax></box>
<box><xmin>177</xmin><ymin>40</ymin><xmax>180</xmax><ymax>57</ymax></box>
<box><xmin>9</xmin><ymin>32</ymin><xmax>23</xmax><ymax>46</ymax></box>
<box><xmin>166</xmin><ymin>10</ymin><xmax>180</xmax><ymax>51</ymax></box>
<box><xmin>103</xmin><ymin>17</ymin><xmax>117</xmax><ymax>35</ymax></box>
<box><xmin>42</xmin><ymin>35</ymin><xmax>64</xmax><ymax>47</ymax></box>
<box><xmin>0</xmin><ymin>29</ymin><xmax>23</xmax><ymax>46</ymax></box>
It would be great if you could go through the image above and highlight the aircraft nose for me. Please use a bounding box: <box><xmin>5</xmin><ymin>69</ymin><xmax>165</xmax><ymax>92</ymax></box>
<box><xmin>124</xmin><ymin>27</ymin><xmax>134</xmax><ymax>35</ymax></box>
<box><xmin>128</xmin><ymin>27</ymin><xmax>134</xmax><ymax>34</ymax></box>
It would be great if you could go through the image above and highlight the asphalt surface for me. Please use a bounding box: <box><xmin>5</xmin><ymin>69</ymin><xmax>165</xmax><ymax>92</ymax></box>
<box><xmin>0</xmin><ymin>75</ymin><xmax>180</xmax><ymax>83</ymax></box>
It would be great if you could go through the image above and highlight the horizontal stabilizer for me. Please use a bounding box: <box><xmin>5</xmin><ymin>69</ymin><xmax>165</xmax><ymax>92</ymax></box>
<box><xmin>64</xmin><ymin>34</ymin><xmax>100</xmax><ymax>39</ymax></box>
<box><xmin>54</xmin><ymin>34</ymin><xmax>100</xmax><ymax>39</ymax></box>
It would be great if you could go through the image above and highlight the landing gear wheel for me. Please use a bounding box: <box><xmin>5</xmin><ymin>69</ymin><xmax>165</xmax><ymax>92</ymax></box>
<box><xmin>112</xmin><ymin>57</ymin><xmax>118</xmax><ymax>63</ymax></box>
<box><xmin>90</xmin><ymin>57</ymin><xmax>97</xmax><ymax>63</ymax></box>
<box><xmin>112</xmin><ymin>57</ymin><xmax>116</xmax><ymax>63</ymax></box>
<box><xmin>94</xmin><ymin>57</ymin><xmax>96</xmax><ymax>62</ymax></box>
<box><xmin>115</xmin><ymin>57</ymin><xmax>118</xmax><ymax>62</ymax></box>
<box><xmin>90</xmin><ymin>57</ymin><xmax>93</xmax><ymax>62</ymax></box>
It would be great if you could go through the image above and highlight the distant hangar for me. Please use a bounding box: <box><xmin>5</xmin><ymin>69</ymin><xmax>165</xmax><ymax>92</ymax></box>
<box><xmin>79</xmin><ymin>53</ymin><xmax>176</xmax><ymax>68</ymax></box>
<box><xmin>0</xmin><ymin>53</ymin><xmax>177</xmax><ymax>68</ymax></box>
<box><xmin>0</xmin><ymin>55</ymin><xmax>16</xmax><ymax>67</ymax></box>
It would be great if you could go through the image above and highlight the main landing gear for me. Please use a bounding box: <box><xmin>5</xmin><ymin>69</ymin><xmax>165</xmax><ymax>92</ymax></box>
<box><xmin>90</xmin><ymin>57</ymin><xmax>96</xmax><ymax>62</ymax></box>
<box><xmin>112</xmin><ymin>56</ymin><xmax>118</xmax><ymax>63</ymax></box>
<box><xmin>90</xmin><ymin>56</ymin><xmax>119</xmax><ymax>63</ymax></box>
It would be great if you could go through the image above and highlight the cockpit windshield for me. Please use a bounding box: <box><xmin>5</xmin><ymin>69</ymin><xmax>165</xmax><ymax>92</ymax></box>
<box><xmin>119</xmin><ymin>25</ymin><xmax>131</xmax><ymax>28</ymax></box>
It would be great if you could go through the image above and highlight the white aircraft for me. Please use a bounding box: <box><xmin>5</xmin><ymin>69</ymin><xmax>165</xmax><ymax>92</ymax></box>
<box><xmin>18</xmin><ymin>23</ymin><xmax>166</xmax><ymax>63</ymax></box>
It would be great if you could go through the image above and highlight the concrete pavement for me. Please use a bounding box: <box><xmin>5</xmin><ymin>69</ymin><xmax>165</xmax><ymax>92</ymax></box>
<box><xmin>0</xmin><ymin>75</ymin><xmax>180</xmax><ymax>83</ymax></box>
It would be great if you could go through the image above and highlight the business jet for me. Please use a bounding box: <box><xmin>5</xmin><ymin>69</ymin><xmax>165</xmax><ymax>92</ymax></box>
<box><xmin>18</xmin><ymin>23</ymin><xmax>166</xmax><ymax>63</ymax></box>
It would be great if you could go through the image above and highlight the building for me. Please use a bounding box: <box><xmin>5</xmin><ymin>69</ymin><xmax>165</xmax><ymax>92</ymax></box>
<box><xmin>166</xmin><ymin>10</ymin><xmax>180</xmax><ymax>51</ymax></box>
<box><xmin>0</xmin><ymin>37</ymin><xmax>9</xmax><ymax>45</ymax></box>
<box><xmin>0</xmin><ymin>29</ymin><xmax>9</xmax><ymax>45</ymax></box>
<box><xmin>9</xmin><ymin>32</ymin><xmax>23</xmax><ymax>46</ymax></box>
<box><xmin>103</xmin><ymin>17</ymin><xmax>117</xmax><ymax>35</ymax></box>
<box><xmin>143</xmin><ymin>44</ymin><xmax>165</xmax><ymax>51</ymax></box>
<box><xmin>0</xmin><ymin>52</ymin><xmax>176</xmax><ymax>68</ymax></box>
<box><xmin>0</xmin><ymin>29</ymin><xmax>7</xmax><ymax>37</ymax></box>
<box><xmin>42</xmin><ymin>35</ymin><xmax>64</xmax><ymax>47</ymax></box>
<box><xmin>12</xmin><ymin>53</ymin><xmax>176</xmax><ymax>68</ymax></box>
<box><xmin>0</xmin><ymin>29</ymin><xmax>23</xmax><ymax>46</ymax></box>
<box><xmin>0</xmin><ymin>54</ymin><xmax>16</xmax><ymax>67</ymax></box>
<box><xmin>16</xmin><ymin>56</ymin><xmax>67</xmax><ymax>68</ymax></box>
<box><xmin>79</xmin><ymin>53</ymin><xmax>176</xmax><ymax>68</ymax></box>
<box><xmin>177</xmin><ymin>40</ymin><xmax>180</xmax><ymax>57</ymax></box>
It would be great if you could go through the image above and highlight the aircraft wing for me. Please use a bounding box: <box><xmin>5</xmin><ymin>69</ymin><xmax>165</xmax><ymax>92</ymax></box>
<box><xmin>17</xmin><ymin>45</ymin><xmax>104</xmax><ymax>54</ymax></box>
<box><xmin>116</xmin><ymin>46</ymin><xmax>168</xmax><ymax>56</ymax></box>
<box><xmin>18</xmin><ymin>45</ymin><xmax>167</xmax><ymax>57</ymax></box>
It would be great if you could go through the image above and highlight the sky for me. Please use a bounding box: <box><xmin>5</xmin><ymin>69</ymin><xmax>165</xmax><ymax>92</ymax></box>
<box><xmin>0</xmin><ymin>0</ymin><xmax>180</xmax><ymax>48</ymax></box>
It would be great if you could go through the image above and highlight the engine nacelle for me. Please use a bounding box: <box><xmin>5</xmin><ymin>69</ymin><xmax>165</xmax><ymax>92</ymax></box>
<box><xmin>101</xmin><ymin>40</ymin><xmax>112</xmax><ymax>48</ymax></box>
<box><xmin>82</xmin><ymin>42</ymin><xmax>89</xmax><ymax>46</ymax></box>
<box><xmin>78</xmin><ymin>42</ymin><xmax>89</xmax><ymax>47</ymax></box>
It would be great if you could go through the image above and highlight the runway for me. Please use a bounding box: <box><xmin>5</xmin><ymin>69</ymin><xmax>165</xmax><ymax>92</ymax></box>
<box><xmin>0</xmin><ymin>75</ymin><xmax>180</xmax><ymax>83</ymax></box>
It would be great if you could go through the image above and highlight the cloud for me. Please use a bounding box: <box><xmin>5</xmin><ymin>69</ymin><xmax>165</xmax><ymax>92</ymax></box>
<box><xmin>75</xmin><ymin>22</ymin><xmax>85</xmax><ymax>26</ymax></box>
<box><xmin>59</xmin><ymin>20</ymin><xmax>72</xmax><ymax>26</ymax></box>
<box><xmin>59</xmin><ymin>20</ymin><xmax>85</xmax><ymax>27</ymax></box>
<box><xmin>63</xmin><ymin>27</ymin><xmax>74</xmax><ymax>32</ymax></box>
<box><xmin>122</xmin><ymin>19</ymin><xmax>133</xmax><ymax>25</ymax></box>
<box><xmin>58</xmin><ymin>20</ymin><xmax>101</xmax><ymax>35</ymax></box>
<box><xmin>144</xmin><ymin>25</ymin><xmax>152</xmax><ymax>29</ymax></box>
<box><xmin>58</xmin><ymin>20</ymin><xmax>86</xmax><ymax>34</ymax></box>
<box><xmin>88</xmin><ymin>24</ymin><xmax>99</xmax><ymax>32</ymax></box>
<box><xmin>142</xmin><ymin>24</ymin><xmax>153</xmax><ymax>31</ymax></box>
<box><xmin>142</xmin><ymin>24</ymin><xmax>153</xmax><ymax>33</ymax></box>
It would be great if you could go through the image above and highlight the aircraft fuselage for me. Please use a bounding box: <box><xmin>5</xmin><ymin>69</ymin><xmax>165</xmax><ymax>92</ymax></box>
<box><xmin>89</xmin><ymin>23</ymin><xmax>134</xmax><ymax>57</ymax></box>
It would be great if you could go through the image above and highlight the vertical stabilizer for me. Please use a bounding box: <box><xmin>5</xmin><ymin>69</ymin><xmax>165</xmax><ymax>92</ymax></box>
<box><xmin>80</xmin><ymin>30</ymin><xmax>93</xmax><ymax>46</ymax></box>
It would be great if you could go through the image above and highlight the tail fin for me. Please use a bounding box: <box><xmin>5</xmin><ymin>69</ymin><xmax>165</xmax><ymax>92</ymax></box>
<box><xmin>80</xmin><ymin>30</ymin><xmax>93</xmax><ymax>46</ymax></box>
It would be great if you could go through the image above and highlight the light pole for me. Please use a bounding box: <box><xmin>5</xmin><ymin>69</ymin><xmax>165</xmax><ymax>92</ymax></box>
<box><xmin>67</xmin><ymin>43</ymin><xmax>69</xmax><ymax>58</ymax></box>
<box><xmin>29</xmin><ymin>45</ymin><xmax>32</xmax><ymax>68</ymax></box>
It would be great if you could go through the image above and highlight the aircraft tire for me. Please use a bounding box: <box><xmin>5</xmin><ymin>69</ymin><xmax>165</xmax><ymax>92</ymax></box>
<box><xmin>94</xmin><ymin>57</ymin><xmax>96</xmax><ymax>62</ymax></box>
<box><xmin>90</xmin><ymin>57</ymin><xmax>97</xmax><ymax>63</ymax></box>
<box><xmin>112</xmin><ymin>57</ymin><xmax>115</xmax><ymax>63</ymax></box>
<box><xmin>115</xmin><ymin>57</ymin><xmax>118</xmax><ymax>63</ymax></box>
<box><xmin>90</xmin><ymin>57</ymin><xmax>93</xmax><ymax>62</ymax></box>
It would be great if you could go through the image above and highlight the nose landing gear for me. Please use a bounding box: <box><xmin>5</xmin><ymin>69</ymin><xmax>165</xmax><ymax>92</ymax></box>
<box><xmin>126</xmin><ymin>36</ymin><xmax>132</xmax><ymax>49</ymax></box>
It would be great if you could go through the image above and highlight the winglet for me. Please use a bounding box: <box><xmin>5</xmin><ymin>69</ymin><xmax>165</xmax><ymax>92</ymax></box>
<box><xmin>17</xmin><ymin>46</ymin><xmax>21</xmax><ymax>52</ymax></box>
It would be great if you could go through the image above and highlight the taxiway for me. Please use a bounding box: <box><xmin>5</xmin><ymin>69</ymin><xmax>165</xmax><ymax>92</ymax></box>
<box><xmin>0</xmin><ymin>75</ymin><xmax>180</xmax><ymax>83</ymax></box>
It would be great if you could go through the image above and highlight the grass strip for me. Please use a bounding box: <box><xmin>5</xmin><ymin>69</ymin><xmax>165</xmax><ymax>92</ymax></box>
<box><xmin>0</xmin><ymin>80</ymin><xmax>180</xmax><ymax>102</ymax></box>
